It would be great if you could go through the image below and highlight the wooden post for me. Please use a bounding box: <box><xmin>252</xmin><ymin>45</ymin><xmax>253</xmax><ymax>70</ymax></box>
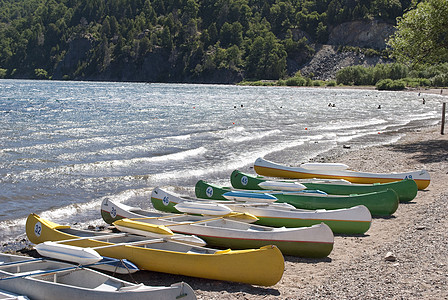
<box><xmin>442</xmin><ymin>102</ymin><xmax>446</xmax><ymax>135</ymax></box>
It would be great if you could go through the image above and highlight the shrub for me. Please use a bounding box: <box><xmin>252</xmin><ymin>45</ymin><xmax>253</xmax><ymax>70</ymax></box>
<box><xmin>285</xmin><ymin>76</ymin><xmax>307</xmax><ymax>86</ymax></box>
<box><xmin>402</xmin><ymin>77</ymin><xmax>431</xmax><ymax>88</ymax></box>
<box><xmin>376</xmin><ymin>79</ymin><xmax>406</xmax><ymax>90</ymax></box>
<box><xmin>0</xmin><ymin>68</ymin><xmax>7</xmax><ymax>78</ymax></box>
<box><xmin>277</xmin><ymin>80</ymin><xmax>286</xmax><ymax>86</ymax></box>
<box><xmin>431</xmin><ymin>74</ymin><xmax>448</xmax><ymax>87</ymax></box>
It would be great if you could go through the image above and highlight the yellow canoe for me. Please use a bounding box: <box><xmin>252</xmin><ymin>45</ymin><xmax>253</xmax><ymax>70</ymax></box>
<box><xmin>254</xmin><ymin>157</ymin><xmax>430</xmax><ymax>190</ymax></box>
<box><xmin>26</xmin><ymin>213</ymin><xmax>284</xmax><ymax>286</ymax></box>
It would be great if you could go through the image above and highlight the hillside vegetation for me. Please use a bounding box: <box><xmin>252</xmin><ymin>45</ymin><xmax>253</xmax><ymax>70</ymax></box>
<box><xmin>0</xmin><ymin>0</ymin><xmax>414</xmax><ymax>82</ymax></box>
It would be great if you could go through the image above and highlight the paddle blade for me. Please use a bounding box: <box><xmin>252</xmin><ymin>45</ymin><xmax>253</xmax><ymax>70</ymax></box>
<box><xmin>258</xmin><ymin>180</ymin><xmax>306</xmax><ymax>191</ymax></box>
<box><xmin>222</xmin><ymin>191</ymin><xmax>278</xmax><ymax>202</ymax></box>
<box><xmin>300</xmin><ymin>162</ymin><xmax>349</xmax><ymax>171</ymax></box>
<box><xmin>96</xmin><ymin>257</ymin><xmax>139</xmax><ymax>274</ymax></box>
<box><xmin>223</xmin><ymin>212</ymin><xmax>259</xmax><ymax>223</ymax></box>
<box><xmin>113</xmin><ymin>219</ymin><xmax>174</xmax><ymax>236</ymax></box>
<box><xmin>35</xmin><ymin>241</ymin><xmax>102</xmax><ymax>265</ymax></box>
<box><xmin>175</xmin><ymin>202</ymin><xmax>232</xmax><ymax>216</ymax></box>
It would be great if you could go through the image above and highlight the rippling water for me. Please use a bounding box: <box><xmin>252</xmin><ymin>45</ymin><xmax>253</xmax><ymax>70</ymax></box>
<box><xmin>0</xmin><ymin>79</ymin><xmax>442</xmax><ymax>243</ymax></box>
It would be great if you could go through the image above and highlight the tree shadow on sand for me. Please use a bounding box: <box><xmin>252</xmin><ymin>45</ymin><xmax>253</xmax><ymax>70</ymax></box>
<box><xmin>285</xmin><ymin>255</ymin><xmax>332</xmax><ymax>264</ymax></box>
<box><xmin>384</xmin><ymin>139</ymin><xmax>448</xmax><ymax>164</ymax></box>
<box><xmin>116</xmin><ymin>270</ymin><xmax>281</xmax><ymax>297</ymax></box>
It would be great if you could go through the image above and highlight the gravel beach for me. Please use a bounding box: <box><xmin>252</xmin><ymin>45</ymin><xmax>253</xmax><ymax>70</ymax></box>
<box><xmin>113</xmin><ymin>124</ymin><xmax>447</xmax><ymax>300</ymax></box>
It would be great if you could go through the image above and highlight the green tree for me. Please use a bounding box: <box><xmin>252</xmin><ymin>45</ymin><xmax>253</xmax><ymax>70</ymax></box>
<box><xmin>0</xmin><ymin>68</ymin><xmax>7</xmax><ymax>78</ymax></box>
<box><xmin>161</xmin><ymin>26</ymin><xmax>173</xmax><ymax>49</ymax></box>
<box><xmin>34</xmin><ymin>68</ymin><xmax>48</xmax><ymax>79</ymax></box>
<box><xmin>388</xmin><ymin>0</ymin><xmax>448</xmax><ymax>65</ymax></box>
<box><xmin>245</xmin><ymin>33</ymin><xmax>286</xmax><ymax>80</ymax></box>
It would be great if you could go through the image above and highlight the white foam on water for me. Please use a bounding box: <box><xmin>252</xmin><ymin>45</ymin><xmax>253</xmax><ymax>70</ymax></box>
<box><xmin>228</xmin><ymin>129</ymin><xmax>281</xmax><ymax>143</ymax></box>
<box><xmin>315</xmin><ymin>118</ymin><xmax>387</xmax><ymax>131</ymax></box>
<box><xmin>8</xmin><ymin>146</ymin><xmax>208</xmax><ymax>180</ymax></box>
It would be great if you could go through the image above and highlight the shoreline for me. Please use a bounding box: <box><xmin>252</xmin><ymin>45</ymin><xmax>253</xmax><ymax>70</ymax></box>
<box><xmin>113</xmin><ymin>125</ymin><xmax>447</xmax><ymax>299</ymax></box>
<box><xmin>2</xmin><ymin>114</ymin><xmax>447</xmax><ymax>297</ymax></box>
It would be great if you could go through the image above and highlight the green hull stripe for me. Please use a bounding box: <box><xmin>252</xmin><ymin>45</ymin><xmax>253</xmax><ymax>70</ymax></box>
<box><xmin>151</xmin><ymin>198</ymin><xmax>370</xmax><ymax>234</ymax></box>
<box><xmin>230</xmin><ymin>170</ymin><xmax>417</xmax><ymax>202</ymax></box>
<box><xmin>195</xmin><ymin>180</ymin><xmax>399</xmax><ymax>216</ymax></box>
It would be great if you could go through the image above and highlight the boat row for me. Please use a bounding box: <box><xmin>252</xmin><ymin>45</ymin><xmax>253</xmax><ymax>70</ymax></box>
<box><xmin>194</xmin><ymin>179</ymin><xmax>399</xmax><ymax>216</ymax></box>
<box><xmin>25</xmin><ymin>213</ymin><xmax>285</xmax><ymax>287</ymax></box>
<box><xmin>149</xmin><ymin>187</ymin><xmax>372</xmax><ymax>235</ymax></box>
<box><xmin>7</xmin><ymin>156</ymin><xmax>426</xmax><ymax>297</ymax></box>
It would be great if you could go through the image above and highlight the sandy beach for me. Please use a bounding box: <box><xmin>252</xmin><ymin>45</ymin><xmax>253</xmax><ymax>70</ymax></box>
<box><xmin>6</xmin><ymin>88</ymin><xmax>448</xmax><ymax>299</ymax></box>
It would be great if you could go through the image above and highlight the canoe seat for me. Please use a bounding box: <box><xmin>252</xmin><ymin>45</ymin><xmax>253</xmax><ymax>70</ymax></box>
<box><xmin>94</xmin><ymin>279</ymin><xmax>124</xmax><ymax>291</ymax></box>
<box><xmin>20</xmin><ymin>269</ymin><xmax>45</xmax><ymax>275</ymax></box>
<box><xmin>119</xmin><ymin>283</ymin><xmax>148</xmax><ymax>291</ymax></box>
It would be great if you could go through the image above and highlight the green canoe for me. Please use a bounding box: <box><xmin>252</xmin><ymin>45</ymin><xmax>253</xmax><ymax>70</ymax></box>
<box><xmin>230</xmin><ymin>170</ymin><xmax>418</xmax><ymax>202</ymax></box>
<box><xmin>195</xmin><ymin>180</ymin><xmax>399</xmax><ymax>217</ymax></box>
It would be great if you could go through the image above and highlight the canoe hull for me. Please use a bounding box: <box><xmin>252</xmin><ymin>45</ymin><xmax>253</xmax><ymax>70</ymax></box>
<box><xmin>0</xmin><ymin>253</ymin><xmax>196</xmax><ymax>300</ymax></box>
<box><xmin>195</xmin><ymin>180</ymin><xmax>399</xmax><ymax>216</ymax></box>
<box><xmin>199</xmin><ymin>235</ymin><xmax>333</xmax><ymax>258</ymax></box>
<box><xmin>231</xmin><ymin>169</ymin><xmax>418</xmax><ymax>202</ymax></box>
<box><xmin>151</xmin><ymin>187</ymin><xmax>371</xmax><ymax>235</ymax></box>
<box><xmin>254</xmin><ymin>157</ymin><xmax>430</xmax><ymax>190</ymax></box>
<box><xmin>26</xmin><ymin>214</ymin><xmax>284</xmax><ymax>286</ymax></box>
<box><xmin>102</xmin><ymin>197</ymin><xmax>334</xmax><ymax>258</ymax></box>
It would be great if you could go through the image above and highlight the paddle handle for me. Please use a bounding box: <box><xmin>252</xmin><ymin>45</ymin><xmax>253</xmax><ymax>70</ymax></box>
<box><xmin>51</xmin><ymin>232</ymin><xmax>128</xmax><ymax>244</ymax></box>
<box><xmin>0</xmin><ymin>258</ymin><xmax>120</xmax><ymax>281</ymax></box>
<box><xmin>0</xmin><ymin>258</ymin><xmax>44</xmax><ymax>269</ymax></box>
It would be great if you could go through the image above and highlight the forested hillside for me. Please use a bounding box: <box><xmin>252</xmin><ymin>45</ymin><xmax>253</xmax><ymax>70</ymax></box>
<box><xmin>0</xmin><ymin>0</ymin><xmax>415</xmax><ymax>82</ymax></box>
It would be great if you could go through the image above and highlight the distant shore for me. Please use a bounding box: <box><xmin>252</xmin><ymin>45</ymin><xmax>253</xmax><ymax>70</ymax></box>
<box><xmin>325</xmin><ymin>85</ymin><xmax>448</xmax><ymax>96</ymax></box>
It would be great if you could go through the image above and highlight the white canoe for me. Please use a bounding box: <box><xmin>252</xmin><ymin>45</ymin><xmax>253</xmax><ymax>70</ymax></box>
<box><xmin>151</xmin><ymin>187</ymin><xmax>371</xmax><ymax>235</ymax></box>
<box><xmin>174</xmin><ymin>201</ymin><xmax>232</xmax><ymax>216</ymax></box>
<box><xmin>0</xmin><ymin>253</ymin><xmax>196</xmax><ymax>300</ymax></box>
<box><xmin>102</xmin><ymin>196</ymin><xmax>334</xmax><ymax>258</ymax></box>
<box><xmin>254</xmin><ymin>157</ymin><xmax>431</xmax><ymax>190</ymax></box>
<box><xmin>0</xmin><ymin>288</ymin><xmax>29</xmax><ymax>300</ymax></box>
<box><xmin>258</xmin><ymin>180</ymin><xmax>307</xmax><ymax>191</ymax></box>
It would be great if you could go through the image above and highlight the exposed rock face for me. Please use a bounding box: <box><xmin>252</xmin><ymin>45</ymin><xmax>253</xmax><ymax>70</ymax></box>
<box><xmin>299</xmin><ymin>45</ymin><xmax>391</xmax><ymax>80</ymax></box>
<box><xmin>298</xmin><ymin>20</ymin><xmax>395</xmax><ymax>80</ymax></box>
<box><xmin>328</xmin><ymin>20</ymin><xmax>395</xmax><ymax>49</ymax></box>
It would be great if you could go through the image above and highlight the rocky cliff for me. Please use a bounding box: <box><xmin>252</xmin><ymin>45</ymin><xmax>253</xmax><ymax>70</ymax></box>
<box><xmin>299</xmin><ymin>20</ymin><xmax>395</xmax><ymax>80</ymax></box>
<box><xmin>328</xmin><ymin>20</ymin><xmax>395</xmax><ymax>49</ymax></box>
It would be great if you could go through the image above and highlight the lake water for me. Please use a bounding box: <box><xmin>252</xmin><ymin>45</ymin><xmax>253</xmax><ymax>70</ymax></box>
<box><xmin>0</xmin><ymin>79</ymin><xmax>442</xmax><ymax>244</ymax></box>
